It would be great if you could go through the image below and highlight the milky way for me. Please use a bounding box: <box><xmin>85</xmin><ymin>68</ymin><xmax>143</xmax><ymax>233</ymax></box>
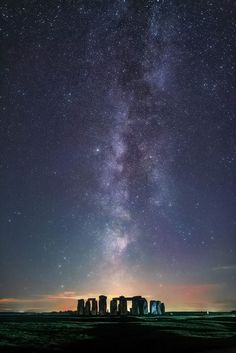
<box><xmin>0</xmin><ymin>1</ymin><xmax>235</xmax><ymax>311</ymax></box>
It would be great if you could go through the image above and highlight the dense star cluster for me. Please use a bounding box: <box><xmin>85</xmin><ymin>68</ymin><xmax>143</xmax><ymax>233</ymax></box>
<box><xmin>0</xmin><ymin>1</ymin><xmax>235</xmax><ymax>312</ymax></box>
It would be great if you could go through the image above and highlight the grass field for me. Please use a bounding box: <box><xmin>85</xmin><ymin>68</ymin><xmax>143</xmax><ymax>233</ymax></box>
<box><xmin>0</xmin><ymin>314</ymin><xmax>236</xmax><ymax>352</ymax></box>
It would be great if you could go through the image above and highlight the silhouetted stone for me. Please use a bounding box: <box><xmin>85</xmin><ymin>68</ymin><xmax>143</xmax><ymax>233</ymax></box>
<box><xmin>150</xmin><ymin>300</ymin><xmax>160</xmax><ymax>315</ymax></box>
<box><xmin>91</xmin><ymin>299</ymin><xmax>97</xmax><ymax>315</ymax></box>
<box><xmin>84</xmin><ymin>300</ymin><xmax>91</xmax><ymax>315</ymax></box>
<box><xmin>150</xmin><ymin>300</ymin><xmax>165</xmax><ymax>315</ymax></box>
<box><xmin>160</xmin><ymin>302</ymin><xmax>165</xmax><ymax>315</ymax></box>
<box><xmin>77</xmin><ymin>294</ymin><xmax>165</xmax><ymax>317</ymax></box>
<box><xmin>119</xmin><ymin>296</ymin><xmax>128</xmax><ymax>315</ymax></box>
<box><xmin>139</xmin><ymin>297</ymin><xmax>148</xmax><ymax>315</ymax></box>
<box><xmin>86</xmin><ymin>298</ymin><xmax>98</xmax><ymax>316</ymax></box>
<box><xmin>110</xmin><ymin>299</ymin><xmax>118</xmax><ymax>315</ymax></box>
<box><xmin>132</xmin><ymin>296</ymin><xmax>142</xmax><ymax>315</ymax></box>
<box><xmin>77</xmin><ymin>299</ymin><xmax>84</xmax><ymax>316</ymax></box>
<box><xmin>99</xmin><ymin>295</ymin><xmax>107</xmax><ymax>315</ymax></box>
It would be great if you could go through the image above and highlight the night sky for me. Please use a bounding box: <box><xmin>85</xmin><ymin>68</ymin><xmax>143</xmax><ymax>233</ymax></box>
<box><xmin>0</xmin><ymin>0</ymin><xmax>235</xmax><ymax>312</ymax></box>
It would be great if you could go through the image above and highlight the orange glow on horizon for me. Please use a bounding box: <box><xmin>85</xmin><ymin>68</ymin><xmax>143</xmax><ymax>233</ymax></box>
<box><xmin>0</xmin><ymin>281</ymin><xmax>231</xmax><ymax>313</ymax></box>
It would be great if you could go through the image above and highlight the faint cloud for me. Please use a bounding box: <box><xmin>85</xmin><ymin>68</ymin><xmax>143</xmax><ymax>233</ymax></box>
<box><xmin>212</xmin><ymin>265</ymin><xmax>236</xmax><ymax>271</ymax></box>
<box><xmin>0</xmin><ymin>297</ymin><xmax>18</xmax><ymax>303</ymax></box>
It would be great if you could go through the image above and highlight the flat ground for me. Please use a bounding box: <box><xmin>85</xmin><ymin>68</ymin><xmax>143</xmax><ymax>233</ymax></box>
<box><xmin>0</xmin><ymin>314</ymin><xmax>236</xmax><ymax>352</ymax></box>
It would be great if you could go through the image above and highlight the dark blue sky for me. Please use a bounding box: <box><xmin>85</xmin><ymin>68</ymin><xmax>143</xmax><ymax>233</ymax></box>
<box><xmin>0</xmin><ymin>0</ymin><xmax>235</xmax><ymax>312</ymax></box>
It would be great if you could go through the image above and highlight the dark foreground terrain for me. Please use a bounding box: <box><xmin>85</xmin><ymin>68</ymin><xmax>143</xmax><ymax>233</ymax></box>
<box><xmin>0</xmin><ymin>313</ymin><xmax>235</xmax><ymax>353</ymax></box>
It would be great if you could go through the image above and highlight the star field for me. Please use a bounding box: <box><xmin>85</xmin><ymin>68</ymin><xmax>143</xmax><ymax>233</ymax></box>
<box><xmin>0</xmin><ymin>0</ymin><xmax>235</xmax><ymax>312</ymax></box>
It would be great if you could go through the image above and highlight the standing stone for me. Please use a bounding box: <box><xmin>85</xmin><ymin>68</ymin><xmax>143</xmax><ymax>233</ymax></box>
<box><xmin>137</xmin><ymin>297</ymin><xmax>148</xmax><ymax>315</ymax></box>
<box><xmin>132</xmin><ymin>296</ymin><xmax>141</xmax><ymax>315</ymax></box>
<box><xmin>77</xmin><ymin>299</ymin><xmax>85</xmax><ymax>316</ymax></box>
<box><xmin>160</xmin><ymin>302</ymin><xmax>165</xmax><ymax>315</ymax></box>
<box><xmin>150</xmin><ymin>300</ymin><xmax>158</xmax><ymax>315</ymax></box>
<box><xmin>157</xmin><ymin>301</ymin><xmax>162</xmax><ymax>315</ymax></box>
<box><xmin>99</xmin><ymin>295</ymin><xmax>107</xmax><ymax>315</ymax></box>
<box><xmin>110</xmin><ymin>299</ymin><xmax>118</xmax><ymax>315</ymax></box>
<box><xmin>91</xmin><ymin>298</ymin><xmax>98</xmax><ymax>316</ymax></box>
<box><xmin>150</xmin><ymin>300</ymin><xmax>164</xmax><ymax>315</ymax></box>
<box><xmin>119</xmin><ymin>296</ymin><xmax>128</xmax><ymax>315</ymax></box>
<box><xmin>84</xmin><ymin>300</ymin><xmax>91</xmax><ymax>316</ymax></box>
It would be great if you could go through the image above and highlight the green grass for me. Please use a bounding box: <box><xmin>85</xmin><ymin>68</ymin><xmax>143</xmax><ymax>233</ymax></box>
<box><xmin>0</xmin><ymin>314</ymin><xmax>235</xmax><ymax>352</ymax></box>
